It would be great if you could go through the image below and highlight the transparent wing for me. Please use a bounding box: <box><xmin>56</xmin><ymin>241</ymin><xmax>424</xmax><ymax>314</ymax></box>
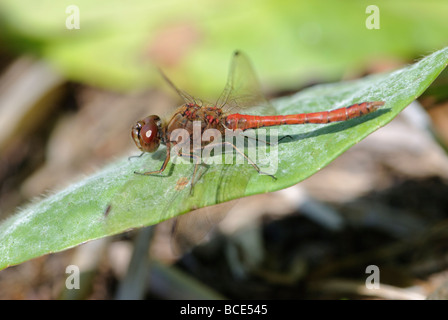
<box><xmin>216</xmin><ymin>51</ymin><xmax>275</xmax><ymax>116</ymax></box>
<box><xmin>159</xmin><ymin>68</ymin><xmax>198</xmax><ymax>105</ymax></box>
<box><xmin>170</xmin><ymin>201</ymin><xmax>237</xmax><ymax>255</ymax></box>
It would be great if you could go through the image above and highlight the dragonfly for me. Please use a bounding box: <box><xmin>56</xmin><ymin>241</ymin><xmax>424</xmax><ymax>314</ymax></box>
<box><xmin>131</xmin><ymin>51</ymin><xmax>384</xmax><ymax>186</ymax></box>
<box><xmin>124</xmin><ymin>51</ymin><xmax>385</xmax><ymax>254</ymax></box>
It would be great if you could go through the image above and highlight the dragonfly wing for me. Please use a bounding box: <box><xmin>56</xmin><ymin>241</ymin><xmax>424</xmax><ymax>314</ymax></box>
<box><xmin>170</xmin><ymin>200</ymin><xmax>237</xmax><ymax>255</ymax></box>
<box><xmin>159</xmin><ymin>68</ymin><xmax>197</xmax><ymax>105</ymax></box>
<box><xmin>216</xmin><ymin>51</ymin><xmax>275</xmax><ymax>116</ymax></box>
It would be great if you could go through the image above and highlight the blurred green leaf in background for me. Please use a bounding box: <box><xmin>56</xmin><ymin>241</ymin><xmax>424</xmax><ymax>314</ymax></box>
<box><xmin>0</xmin><ymin>0</ymin><xmax>447</xmax><ymax>95</ymax></box>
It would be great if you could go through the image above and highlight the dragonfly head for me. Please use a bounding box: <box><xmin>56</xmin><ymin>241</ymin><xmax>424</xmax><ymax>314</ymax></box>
<box><xmin>131</xmin><ymin>115</ymin><xmax>162</xmax><ymax>152</ymax></box>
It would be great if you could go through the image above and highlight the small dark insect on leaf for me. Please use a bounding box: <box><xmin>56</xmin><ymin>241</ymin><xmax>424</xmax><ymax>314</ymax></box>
<box><xmin>104</xmin><ymin>204</ymin><xmax>112</xmax><ymax>217</ymax></box>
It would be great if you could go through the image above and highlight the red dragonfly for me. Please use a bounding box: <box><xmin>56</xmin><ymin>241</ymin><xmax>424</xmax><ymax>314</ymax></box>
<box><xmin>131</xmin><ymin>51</ymin><xmax>384</xmax><ymax>183</ymax></box>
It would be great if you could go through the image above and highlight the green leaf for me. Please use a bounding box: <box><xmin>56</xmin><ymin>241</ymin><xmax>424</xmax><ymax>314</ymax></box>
<box><xmin>1</xmin><ymin>47</ymin><xmax>448</xmax><ymax>270</ymax></box>
<box><xmin>1</xmin><ymin>0</ymin><xmax>448</xmax><ymax>94</ymax></box>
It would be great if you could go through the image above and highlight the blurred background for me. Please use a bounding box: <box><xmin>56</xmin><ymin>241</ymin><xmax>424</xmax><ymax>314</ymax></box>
<box><xmin>0</xmin><ymin>0</ymin><xmax>448</xmax><ymax>299</ymax></box>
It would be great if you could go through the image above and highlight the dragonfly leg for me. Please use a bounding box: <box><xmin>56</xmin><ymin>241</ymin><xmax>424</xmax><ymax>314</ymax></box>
<box><xmin>234</xmin><ymin>128</ymin><xmax>292</xmax><ymax>147</ymax></box>
<box><xmin>247</xmin><ymin>134</ymin><xmax>292</xmax><ymax>148</ymax></box>
<box><xmin>278</xmin><ymin>135</ymin><xmax>293</xmax><ymax>143</ymax></box>
<box><xmin>176</xmin><ymin>151</ymin><xmax>202</xmax><ymax>195</ymax></box>
<box><xmin>134</xmin><ymin>142</ymin><xmax>171</xmax><ymax>175</ymax></box>
<box><xmin>241</xmin><ymin>134</ymin><xmax>272</xmax><ymax>146</ymax></box>
<box><xmin>241</xmin><ymin>133</ymin><xmax>293</xmax><ymax>146</ymax></box>
<box><xmin>204</xmin><ymin>141</ymin><xmax>277</xmax><ymax>180</ymax></box>
<box><xmin>128</xmin><ymin>152</ymin><xmax>145</xmax><ymax>161</ymax></box>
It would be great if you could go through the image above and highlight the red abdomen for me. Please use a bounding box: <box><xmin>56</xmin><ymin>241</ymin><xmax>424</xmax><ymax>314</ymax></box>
<box><xmin>225</xmin><ymin>101</ymin><xmax>384</xmax><ymax>131</ymax></box>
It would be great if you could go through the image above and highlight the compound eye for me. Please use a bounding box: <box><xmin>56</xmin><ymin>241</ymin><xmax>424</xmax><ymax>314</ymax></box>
<box><xmin>140</xmin><ymin>121</ymin><xmax>158</xmax><ymax>145</ymax></box>
<box><xmin>131</xmin><ymin>115</ymin><xmax>161</xmax><ymax>153</ymax></box>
